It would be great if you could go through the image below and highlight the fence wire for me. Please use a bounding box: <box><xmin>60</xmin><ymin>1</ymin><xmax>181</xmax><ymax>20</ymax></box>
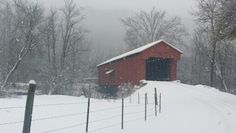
<box><xmin>89</xmin><ymin>113</ymin><xmax>155</xmax><ymax>133</ymax></box>
<box><xmin>0</xmin><ymin>105</ymin><xmax>128</xmax><ymax>126</ymax></box>
<box><xmin>42</xmin><ymin>122</ymin><xmax>86</xmax><ymax>133</ymax></box>
<box><xmin>0</xmin><ymin>100</ymin><xmax>113</xmax><ymax>110</ymax></box>
<box><xmin>0</xmin><ymin>120</ymin><xmax>24</xmax><ymax>126</ymax></box>
<box><xmin>1</xmin><ymin>91</ymin><xmax>160</xmax><ymax>133</ymax></box>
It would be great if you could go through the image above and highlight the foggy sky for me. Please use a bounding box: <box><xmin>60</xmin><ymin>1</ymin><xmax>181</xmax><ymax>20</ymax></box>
<box><xmin>39</xmin><ymin>0</ymin><xmax>195</xmax><ymax>17</ymax></box>
<box><xmin>38</xmin><ymin>0</ymin><xmax>196</xmax><ymax>61</ymax></box>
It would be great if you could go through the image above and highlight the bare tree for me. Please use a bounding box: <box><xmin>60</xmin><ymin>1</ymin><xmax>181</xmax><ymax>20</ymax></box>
<box><xmin>60</xmin><ymin>0</ymin><xmax>84</xmax><ymax>70</ymax></box>
<box><xmin>0</xmin><ymin>0</ymin><xmax>43</xmax><ymax>89</ymax></box>
<box><xmin>216</xmin><ymin>0</ymin><xmax>236</xmax><ymax>40</ymax></box>
<box><xmin>194</xmin><ymin>0</ymin><xmax>236</xmax><ymax>91</ymax></box>
<box><xmin>121</xmin><ymin>8</ymin><xmax>186</xmax><ymax>50</ymax></box>
<box><xmin>41</xmin><ymin>8</ymin><xmax>59</xmax><ymax>94</ymax></box>
<box><xmin>45</xmin><ymin>0</ymin><xmax>88</xmax><ymax>94</ymax></box>
<box><xmin>0</xmin><ymin>1</ymin><xmax>15</xmax><ymax>80</ymax></box>
<box><xmin>191</xmin><ymin>27</ymin><xmax>211</xmax><ymax>85</ymax></box>
<box><xmin>191</xmin><ymin>26</ymin><xmax>236</xmax><ymax>93</ymax></box>
<box><xmin>0</xmin><ymin>0</ymin><xmax>90</xmax><ymax>96</ymax></box>
<box><xmin>194</xmin><ymin>0</ymin><xmax>221</xmax><ymax>87</ymax></box>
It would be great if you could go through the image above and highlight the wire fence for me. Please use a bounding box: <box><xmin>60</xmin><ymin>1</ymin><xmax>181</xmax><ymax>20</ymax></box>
<box><xmin>0</xmin><ymin>85</ymin><xmax>162</xmax><ymax>133</ymax></box>
<box><xmin>42</xmin><ymin>122</ymin><xmax>86</xmax><ymax>133</ymax></box>
<box><xmin>41</xmin><ymin>106</ymin><xmax>156</xmax><ymax>133</ymax></box>
<box><xmin>0</xmin><ymin>100</ymin><xmax>115</xmax><ymax>110</ymax></box>
<box><xmin>89</xmin><ymin>112</ymin><xmax>155</xmax><ymax>133</ymax></box>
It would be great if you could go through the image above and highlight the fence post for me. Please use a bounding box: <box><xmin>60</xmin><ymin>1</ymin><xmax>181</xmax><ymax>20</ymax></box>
<box><xmin>154</xmin><ymin>88</ymin><xmax>157</xmax><ymax>116</ymax></box>
<box><xmin>129</xmin><ymin>95</ymin><xmax>131</xmax><ymax>103</ymax></box>
<box><xmin>145</xmin><ymin>93</ymin><xmax>147</xmax><ymax>121</ymax></box>
<box><xmin>138</xmin><ymin>92</ymin><xmax>140</xmax><ymax>104</ymax></box>
<box><xmin>121</xmin><ymin>93</ymin><xmax>124</xmax><ymax>129</ymax></box>
<box><xmin>86</xmin><ymin>96</ymin><xmax>91</xmax><ymax>132</ymax></box>
<box><xmin>159</xmin><ymin>93</ymin><xmax>161</xmax><ymax>113</ymax></box>
<box><xmin>22</xmin><ymin>80</ymin><xmax>36</xmax><ymax>133</ymax></box>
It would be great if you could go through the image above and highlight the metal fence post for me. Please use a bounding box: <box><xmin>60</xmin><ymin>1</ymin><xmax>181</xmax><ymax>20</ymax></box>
<box><xmin>154</xmin><ymin>88</ymin><xmax>157</xmax><ymax>116</ymax></box>
<box><xmin>22</xmin><ymin>80</ymin><xmax>36</xmax><ymax>133</ymax></box>
<box><xmin>86</xmin><ymin>96</ymin><xmax>91</xmax><ymax>132</ymax></box>
<box><xmin>129</xmin><ymin>95</ymin><xmax>131</xmax><ymax>103</ymax></box>
<box><xmin>121</xmin><ymin>93</ymin><xmax>124</xmax><ymax>129</ymax></box>
<box><xmin>145</xmin><ymin>93</ymin><xmax>147</xmax><ymax>121</ymax></box>
<box><xmin>159</xmin><ymin>93</ymin><xmax>162</xmax><ymax>113</ymax></box>
<box><xmin>138</xmin><ymin>92</ymin><xmax>140</xmax><ymax>104</ymax></box>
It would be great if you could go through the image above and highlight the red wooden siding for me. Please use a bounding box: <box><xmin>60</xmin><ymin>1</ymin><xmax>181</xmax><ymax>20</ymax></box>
<box><xmin>97</xmin><ymin>41</ymin><xmax>182</xmax><ymax>86</ymax></box>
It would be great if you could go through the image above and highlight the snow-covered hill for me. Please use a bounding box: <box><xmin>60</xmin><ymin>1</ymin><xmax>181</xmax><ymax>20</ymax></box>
<box><xmin>0</xmin><ymin>81</ymin><xmax>236</xmax><ymax>133</ymax></box>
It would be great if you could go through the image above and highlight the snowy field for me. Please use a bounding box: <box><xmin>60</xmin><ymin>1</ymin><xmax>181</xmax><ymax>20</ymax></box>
<box><xmin>1</xmin><ymin>81</ymin><xmax>236</xmax><ymax>133</ymax></box>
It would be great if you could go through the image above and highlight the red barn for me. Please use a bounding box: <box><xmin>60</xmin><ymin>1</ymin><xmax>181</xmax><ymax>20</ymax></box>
<box><xmin>97</xmin><ymin>40</ymin><xmax>182</xmax><ymax>87</ymax></box>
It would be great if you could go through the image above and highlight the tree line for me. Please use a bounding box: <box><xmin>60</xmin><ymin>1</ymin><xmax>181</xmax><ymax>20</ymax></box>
<box><xmin>191</xmin><ymin>0</ymin><xmax>236</xmax><ymax>93</ymax></box>
<box><xmin>0</xmin><ymin>0</ymin><xmax>89</xmax><ymax>94</ymax></box>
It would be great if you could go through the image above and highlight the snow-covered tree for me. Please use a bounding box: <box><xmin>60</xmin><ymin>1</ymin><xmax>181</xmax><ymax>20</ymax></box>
<box><xmin>193</xmin><ymin>0</ymin><xmax>236</xmax><ymax>92</ymax></box>
<box><xmin>0</xmin><ymin>0</ymin><xmax>43</xmax><ymax>89</ymax></box>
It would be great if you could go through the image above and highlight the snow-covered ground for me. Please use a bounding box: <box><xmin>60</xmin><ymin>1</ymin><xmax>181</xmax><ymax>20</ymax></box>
<box><xmin>1</xmin><ymin>81</ymin><xmax>236</xmax><ymax>133</ymax></box>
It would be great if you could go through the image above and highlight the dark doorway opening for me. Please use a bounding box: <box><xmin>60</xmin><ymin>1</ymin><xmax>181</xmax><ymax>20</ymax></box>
<box><xmin>146</xmin><ymin>58</ymin><xmax>170</xmax><ymax>81</ymax></box>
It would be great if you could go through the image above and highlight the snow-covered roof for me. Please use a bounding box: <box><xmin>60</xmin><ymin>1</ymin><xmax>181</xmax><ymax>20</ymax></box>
<box><xmin>97</xmin><ymin>40</ymin><xmax>183</xmax><ymax>67</ymax></box>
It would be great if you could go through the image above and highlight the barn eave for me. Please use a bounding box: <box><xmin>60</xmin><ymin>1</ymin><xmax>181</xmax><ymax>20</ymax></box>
<box><xmin>97</xmin><ymin>39</ymin><xmax>183</xmax><ymax>67</ymax></box>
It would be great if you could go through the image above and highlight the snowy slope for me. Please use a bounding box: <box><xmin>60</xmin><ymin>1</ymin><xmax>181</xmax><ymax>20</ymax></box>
<box><xmin>0</xmin><ymin>81</ymin><xmax>236</xmax><ymax>133</ymax></box>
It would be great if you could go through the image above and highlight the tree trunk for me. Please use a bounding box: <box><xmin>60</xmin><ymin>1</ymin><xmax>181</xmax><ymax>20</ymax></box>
<box><xmin>210</xmin><ymin>39</ymin><xmax>217</xmax><ymax>87</ymax></box>
<box><xmin>0</xmin><ymin>45</ymin><xmax>29</xmax><ymax>89</ymax></box>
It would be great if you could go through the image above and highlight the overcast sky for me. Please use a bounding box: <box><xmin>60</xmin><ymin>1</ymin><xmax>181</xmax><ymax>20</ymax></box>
<box><xmin>39</xmin><ymin>0</ymin><xmax>195</xmax><ymax>17</ymax></box>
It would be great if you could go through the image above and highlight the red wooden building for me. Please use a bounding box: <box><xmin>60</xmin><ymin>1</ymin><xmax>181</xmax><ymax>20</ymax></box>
<box><xmin>97</xmin><ymin>40</ymin><xmax>182</xmax><ymax>87</ymax></box>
